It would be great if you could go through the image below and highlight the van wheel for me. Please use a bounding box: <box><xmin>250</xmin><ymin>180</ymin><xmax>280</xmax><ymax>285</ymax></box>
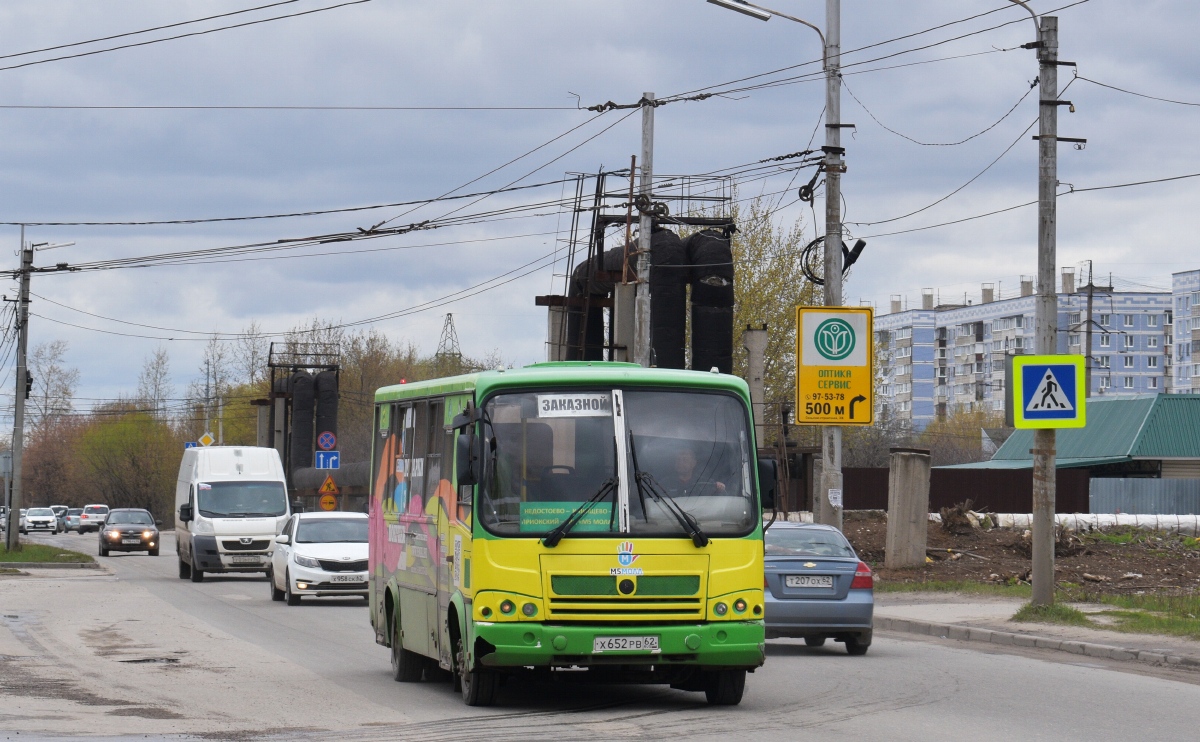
<box><xmin>178</xmin><ymin>558</ymin><xmax>191</xmax><ymax>580</ymax></box>
<box><xmin>704</xmin><ymin>669</ymin><xmax>746</xmax><ymax>706</ymax></box>
<box><xmin>189</xmin><ymin>562</ymin><xmax>205</xmax><ymax>583</ymax></box>
<box><xmin>455</xmin><ymin>633</ymin><xmax>497</xmax><ymax>706</ymax></box>
<box><xmin>804</xmin><ymin>637</ymin><xmax>826</xmax><ymax>647</ymax></box>
<box><xmin>391</xmin><ymin>618</ymin><xmax>423</xmax><ymax>682</ymax></box>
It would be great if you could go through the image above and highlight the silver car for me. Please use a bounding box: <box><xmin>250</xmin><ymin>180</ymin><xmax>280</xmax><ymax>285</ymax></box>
<box><xmin>21</xmin><ymin>507</ymin><xmax>59</xmax><ymax>534</ymax></box>
<box><xmin>763</xmin><ymin>523</ymin><xmax>873</xmax><ymax>655</ymax></box>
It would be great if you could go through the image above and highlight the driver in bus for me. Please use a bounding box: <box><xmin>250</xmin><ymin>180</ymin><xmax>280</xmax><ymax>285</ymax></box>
<box><xmin>667</xmin><ymin>446</ymin><xmax>726</xmax><ymax>497</ymax></box>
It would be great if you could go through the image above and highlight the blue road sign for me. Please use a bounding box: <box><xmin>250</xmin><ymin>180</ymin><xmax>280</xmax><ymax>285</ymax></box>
<box><xmin>317</xmin><ymin>431</ymin><xmax>337</xmax><ymax>451</ymax></box>
<box><xmin>1012</xmin><ymin>354</ymin><xmax>1086</xmax><ymax>429</ymax></box>
<box><xmin>184</xmin><ymin>442</ymin><xmax>197</xmax><ymax>449</ymax></box>
<box><xmin>315</xmin><ymin>451</ymin><xmax>341</xmax><ymax>469</ymax></box>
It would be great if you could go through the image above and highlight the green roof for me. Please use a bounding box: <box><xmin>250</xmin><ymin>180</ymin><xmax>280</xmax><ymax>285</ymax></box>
<box><xmin>942</xmin><ymin>394</ymin><xmax>1200</xmax><ymax>470</ymax></box>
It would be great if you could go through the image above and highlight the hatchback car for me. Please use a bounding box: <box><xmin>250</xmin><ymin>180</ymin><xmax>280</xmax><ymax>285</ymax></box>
<box><xmin>99</xmin><ymin>509</ymin><xmax>161</xmax><ymax>556</ymax></box>
<box><xmin>64</xmin><ymin>508</ymin><xmax>84</xmax><ymax>532</ymax></box>
<box><xmin>21</xmin><ymin>507</ymin><xmax>59</xmax><ymax>534</ymax></box>
<box><xmin>269</xmin><ymin>512</ymin><xmax>368</xmax><ymax>605</ymax></box>
<box><xmin>763</xmin><ymin>523</ymin><xmax>873</xmax><ymax>655</ymax></box>
<box><xmin>78</xmin><ymin>504</ymin><xmax>110</xmax><ymax>534</ymax></box>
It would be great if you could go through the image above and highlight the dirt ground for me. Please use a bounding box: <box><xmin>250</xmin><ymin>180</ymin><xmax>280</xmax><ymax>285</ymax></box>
<box><xmin>840</xmin><ymin>513</ymin><xmax>1200</xmax><ymax>596</ymax></box>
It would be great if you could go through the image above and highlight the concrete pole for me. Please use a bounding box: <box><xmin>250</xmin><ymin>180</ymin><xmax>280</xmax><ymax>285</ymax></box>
<box><xmin>633</xmin><ymin>93</ymin><xmax>655</xmax><ymax>368</ymax></box>
<box><xmin>742</xmin><ymin>324</ymin><xmax>768</xmax><ymax>446</ymax></box>
<box><xmin>885</xmin><ymin>448</ymin><xmax>931</xmax><ymax>569</ymax></box>
<box><xmin>5</xmin><ymin>228</ymin><xmax>31</xmax><ymax>551</ymax></box>
<box><xmin>1031</xmin><ymin>16</ymin><xmax>1059</xmax><ymax>608</ymax></box>
<box><xmin>819</xmin><ymin>0</ymin><xmax>844</xmax><ymax>530</ymax></box>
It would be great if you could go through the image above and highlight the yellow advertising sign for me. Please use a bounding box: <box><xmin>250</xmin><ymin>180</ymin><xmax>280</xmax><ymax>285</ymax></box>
<box><xmin>795</xmin><ymin>307</ymin><xmax>874</xmax><ymax>426</ymax></box>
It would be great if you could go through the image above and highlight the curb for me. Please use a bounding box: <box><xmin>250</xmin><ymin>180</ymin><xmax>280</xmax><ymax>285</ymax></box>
<box><xmin>0</xmin><ymin>561</ymin><xmax>101</xmax><ymax>569</ymax></box>
<box><xmin>876</xmin><ymin>616</ymin><xmax>1200</xmax><ymax>669</ymax></box>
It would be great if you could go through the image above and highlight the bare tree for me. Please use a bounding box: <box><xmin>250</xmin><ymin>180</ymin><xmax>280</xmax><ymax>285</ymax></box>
<box><xmin>234</xmin><ymin>320</ymin><xmax>269</xmax><ymax>386</ymax></box>
<box><xmin>28</xmin><ymin>340</ymin><xmax>79</xmax><ymax>432</ymax></box>
<box><xmin>137</xmin><ymin>346</ymin><xmax>173</xmax><ymax>418</ymax></box>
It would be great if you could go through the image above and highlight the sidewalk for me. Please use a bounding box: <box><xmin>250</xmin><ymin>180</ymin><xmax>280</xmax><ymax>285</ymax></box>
<box><xmin>875</xmin><ymin>592</ymin><xmax>1200</xmax><ymax>668</ymax></box>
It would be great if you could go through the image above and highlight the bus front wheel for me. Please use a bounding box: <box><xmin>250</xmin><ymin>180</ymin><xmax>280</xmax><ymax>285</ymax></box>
<box><xmin>454</xmin><ymin>634</ymin><xmax>497</xmax><ymax>706</ymax></box>
<box><xmin>704</xmin><ymin>669</ymin><xmax>746</xmax><ymax>706</ymax></box>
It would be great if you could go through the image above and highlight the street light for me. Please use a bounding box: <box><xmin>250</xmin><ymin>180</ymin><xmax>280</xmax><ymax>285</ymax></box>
<box><xmin>705</xmin><ymin>0</ymin><xmax>844</xmax><ymax>531</ymax></box>
<box><xmin>705</xmin><ymin>0</ymin><xmax>826</xmax><ymax>62</ymax></box>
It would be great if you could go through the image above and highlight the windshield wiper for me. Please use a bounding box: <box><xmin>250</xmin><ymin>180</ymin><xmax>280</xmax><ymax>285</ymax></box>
<box><xmin>542</xmin><ymin>477</ymin><xmax>618</xmax><ymax>548</ymax></box>
<box><xmin>628</xmin><ymin>431</ymin><xmax>709</xmax><ymax>548</ymax></box>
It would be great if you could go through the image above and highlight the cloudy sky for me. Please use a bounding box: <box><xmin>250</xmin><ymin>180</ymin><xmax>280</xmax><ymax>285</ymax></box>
<box><xmin>0</xmin><ymin>0</ymin><xmax>1196</xmax><ymax>412</ymax></box>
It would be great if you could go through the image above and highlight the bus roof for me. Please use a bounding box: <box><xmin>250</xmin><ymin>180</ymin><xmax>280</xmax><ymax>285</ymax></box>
<box><xmin>373</xmin><ymin>362</ymin><xmax>751</xmax><ymax>405</ymax></box>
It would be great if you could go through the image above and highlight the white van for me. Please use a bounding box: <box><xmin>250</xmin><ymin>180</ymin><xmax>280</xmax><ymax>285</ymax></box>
<box><xmin>175</xmin><ymin>446</ymin><xmax>290</xmax><ymax>582</ymax></box>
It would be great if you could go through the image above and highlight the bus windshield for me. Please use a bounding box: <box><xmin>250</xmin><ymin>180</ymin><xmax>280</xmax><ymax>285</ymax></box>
<box><xmin>197</xmin><ymin>481</ymin><xmax>288</xmax><ymax>518</ymax></box>
<box><xmin>478</xmin><ymin>389</ymin><xmax>755</xmax><ymax>538</ymax></box>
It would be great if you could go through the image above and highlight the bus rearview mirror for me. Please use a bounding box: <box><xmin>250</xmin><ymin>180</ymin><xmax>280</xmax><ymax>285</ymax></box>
<box><xmin>456</xmin><ymin>431</ymin><xmax>479</xmax><ymax>486</ymax></box>
<box><xmin>756</xmin><ymin>457</ymin><xmax>778</xmax><ymax>511</ymax></box>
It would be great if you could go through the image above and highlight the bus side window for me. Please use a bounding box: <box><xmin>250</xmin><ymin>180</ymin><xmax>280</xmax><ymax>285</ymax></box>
<box><xmin>425</xmin><ymin>400</ymin><xmax>444</xmax><ymax>501</ymax></box>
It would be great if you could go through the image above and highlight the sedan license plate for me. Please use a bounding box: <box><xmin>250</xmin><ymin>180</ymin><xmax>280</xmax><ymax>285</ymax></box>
<box><xmin>785</xmin><ymin>575</ymin><xmax>834</xmax><ymax>589</ymax></box>
<box><xmin>121</xmin><ymin>538</ymin><xmax>141</xmax><ymax>545</ymax></box>
<box><xmin>230</xmin><ymin>555</ymin><xmax>260</xmax><ymax>564</ymax></box>
<box><xmin>331</xmin><ymin>574</ymin><xmax>364</xmax><ymax>583</ymax></box>
<box><xmin>593</xmin><ymin>635</ymin><xmax>660</xmax><ymax>653</ymax></box>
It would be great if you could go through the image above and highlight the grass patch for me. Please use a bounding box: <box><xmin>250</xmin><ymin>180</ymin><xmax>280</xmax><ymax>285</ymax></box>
<box><xmin>0</xmin><ymin>567</ymin><xmax>21</xmax><ymax>574</ymax></box>
<box><xmin>1068</xmin><ymin>591</ymin><xmax>1200</xmax><ymax>641</ymax></box>
<box><xmin>876</xmin><ymin>579</ymin><xmax>1031</xmax><ymax>598</ymax></box>
<box><xmin>1012</xmin><ymin>602</ymin><xmax>1093</xmax><ymax>627</ymax></box>
<box><xmin>0</xmin><ymin>543</ymin><xmax>94</xmax><ymax>563</ymax></box>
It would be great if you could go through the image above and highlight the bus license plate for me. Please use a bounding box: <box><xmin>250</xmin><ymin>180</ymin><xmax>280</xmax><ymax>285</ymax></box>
<box><xmin>785</xmin><ymin>575</ymin><xmax>833</xmax><ymax>588</ymax></box>
<box><xmin>231</xmin><ymin>555</ymin><xmax>260</xmax><ymax>564</ymax></box>
<box><xmin>593</xmin><ymin>636</ymin><xmax>660</xmax><ymax>653</ymax></box>
<box><xmin>331</xmin><ymin>574</ymin><xmax>364</xmax><ymax>583</ymax></box>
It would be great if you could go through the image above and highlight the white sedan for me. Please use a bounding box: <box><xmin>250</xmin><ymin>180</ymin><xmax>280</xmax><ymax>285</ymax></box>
<box><xmin>268</xmin><ymin>512</ymin><xmax>368</xmax><ymax>605</ymax></box>
<box><xmin>21</xmin><ymin>507</ymin><xmax>59</xmax><ymax>534</ymax></box>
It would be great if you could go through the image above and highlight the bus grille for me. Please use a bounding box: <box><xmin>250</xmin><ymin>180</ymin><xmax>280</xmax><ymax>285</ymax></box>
<box><xmin>547</xmin><ymin>575</ymin><xmax>704</xmax><ymax>620</ymax></box>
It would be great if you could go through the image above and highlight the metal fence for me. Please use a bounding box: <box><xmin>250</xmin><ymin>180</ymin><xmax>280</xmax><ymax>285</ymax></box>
<box><xmin>1090</xmin><ymin>478</ymin><xmax>1200</xmax><ymax>515</ymax></box>
<box><xmin>843</xmin><ymin>467</ymin><xmax>1091</xmax><ymax>513</ymax></box>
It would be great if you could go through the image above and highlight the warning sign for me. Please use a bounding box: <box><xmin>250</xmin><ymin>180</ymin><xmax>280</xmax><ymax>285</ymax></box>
<box><xmin>318</xmin><ymin>474</ymin><xmax>340</xmax><ymax>496</ymax></box>
<box><xmin>1026</xmin><ymin>368</ymin><xmax>1074</xmax><ymax>412</ymax></box>
<box><xmin>795</xmin><ymin>306</ymin><xmax>874</xmax><ymax>426</ymax></box>
<box><xmin>319</xmin><ymin>494</ymin><xmax>338</xmax><ymax>511</ymax></box>
<box><xmin>1011</xmin><ymin>354</ymin><xmax>1086</xmax><ymax>429</ymax></box>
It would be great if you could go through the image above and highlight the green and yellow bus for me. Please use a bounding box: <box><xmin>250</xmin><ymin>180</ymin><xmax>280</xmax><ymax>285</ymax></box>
<box><xmin>368</xmin><ymin>362</ymin><xmax>776</xmax><ymax>706</ymax></box>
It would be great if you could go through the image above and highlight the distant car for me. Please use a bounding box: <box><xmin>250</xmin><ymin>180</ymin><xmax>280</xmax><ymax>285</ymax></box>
<box><xmin>763</xmin><ymin>522</ymin><xmax>874</xmax><ymax>655</ymax></box>
<box><xmin>78</xmin><ymin>504</ymin><xmax>110</xmax><ymax>534</ymax></box>
<box><xmin>50</xmin><ymin>505</ymin><xmax>69</xmax><ymax>532</ymax></box>
<box><xmin>269</xmin><ymin>512</ymin><xmax>368</xmax><ymax>605</ymax></box>
<box><xmin>64</xmin><ymin>508</ymin><xmax>84</xmax><ymax>532</ymax></box>
<box><xmin>99</xmin><ymin>509</ymin><xmax>161</xmax><ymax>557</ymax></box>
<box><xmin>21</xmin><ymin>507</ymin><xmax>59</xmax><ymax>535</ymax></box>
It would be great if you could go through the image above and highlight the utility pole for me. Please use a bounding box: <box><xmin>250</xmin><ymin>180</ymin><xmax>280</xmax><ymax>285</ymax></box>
<box><xmin>1031</xmin><ymin>14</ymin><xmax>1059</xmax><ymax>608</ymax></box>
<box><xmin>5</xmin><ymin>228</ymin><xmax>31</xmax><ymax>551</ymax></box>
<box><xmin>634</xmin><ymin>92</ymin><xmax>655</xmax><ymax>368</ymax></box>
<box><xmin>820</xmin><ymin>0</ymin><xmax>845</xmax><ymax>530</ymax></box>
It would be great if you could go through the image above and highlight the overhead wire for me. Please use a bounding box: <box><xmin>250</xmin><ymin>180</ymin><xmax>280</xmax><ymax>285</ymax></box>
<box><xmin>0</xmin><ymin>0</ymin><xmax>375</xmax><ymax>75</ymax></box>
<box><xmin>850</xmin><ymin>76</ymin><xmax>1078</xmax><ymax>227</ymax></box>
<box><xmin>0</xmin><ymin>0</ymin><xmax>303</xmax><ymax>62</ymax></box>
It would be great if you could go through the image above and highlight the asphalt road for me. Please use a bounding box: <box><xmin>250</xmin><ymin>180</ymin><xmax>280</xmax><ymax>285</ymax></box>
<box><xmin>16</xmin><ymin>529</ymin><xmax>1200</xmax><ymax>741</ymax></box>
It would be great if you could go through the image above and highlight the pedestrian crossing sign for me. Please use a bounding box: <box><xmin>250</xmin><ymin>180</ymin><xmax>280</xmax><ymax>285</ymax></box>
<box><xmin>1011</xmin><ymin>354</ymin><xmax>1086</xmax><ymax>429</ymax></box>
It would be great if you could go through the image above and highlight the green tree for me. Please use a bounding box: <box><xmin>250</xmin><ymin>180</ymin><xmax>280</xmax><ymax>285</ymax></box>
<box><xmin>79</xmin><ymin>410</ymin><xmax>182</xmax><ymax>520</ymax></box>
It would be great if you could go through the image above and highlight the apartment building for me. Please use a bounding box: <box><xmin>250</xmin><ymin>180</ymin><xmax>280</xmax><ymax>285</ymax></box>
<box><xmin>876</xmin><ymin>272</ymin><xmax>1174</xmax><ymax>432</ymax></box>
<box><xmin>1172</xmin><ymin>268</ymin><xmax>1200</xmax><ymax>393</ymax></box>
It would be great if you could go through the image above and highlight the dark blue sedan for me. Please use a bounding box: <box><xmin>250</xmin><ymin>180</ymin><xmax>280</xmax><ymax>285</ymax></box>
<box><xmin>763</xmin><ymin>523</ymin><xmax>873</xmax><ymax>655</ymax></box>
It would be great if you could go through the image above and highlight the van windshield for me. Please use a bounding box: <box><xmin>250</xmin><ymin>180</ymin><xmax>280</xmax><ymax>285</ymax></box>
<box><xmin>197</xmin><ymin>481</ymin><xmax>288</xmax><ymax>518</ymax></box>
